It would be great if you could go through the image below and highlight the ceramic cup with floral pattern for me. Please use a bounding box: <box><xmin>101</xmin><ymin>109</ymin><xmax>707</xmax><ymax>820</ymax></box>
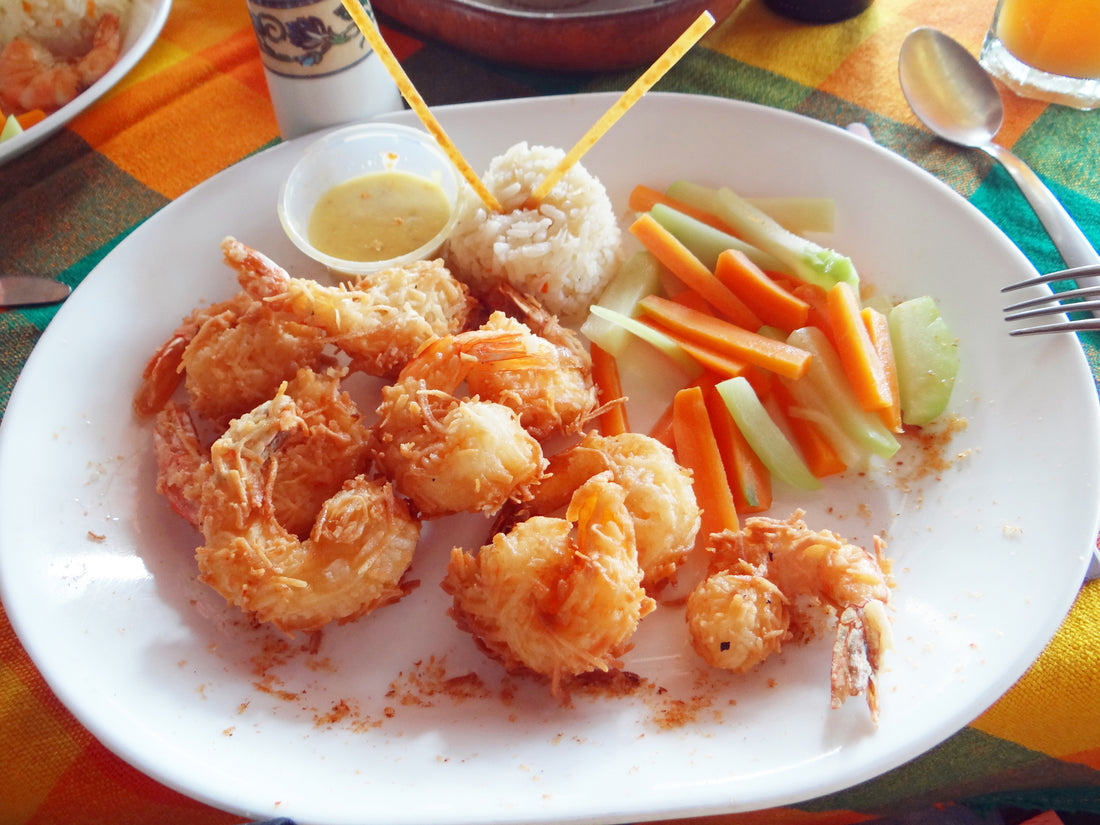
<box><xmin>247</xmin><ymin>0</ymin><xmax>402</xmax><ymax>138</ymax></box>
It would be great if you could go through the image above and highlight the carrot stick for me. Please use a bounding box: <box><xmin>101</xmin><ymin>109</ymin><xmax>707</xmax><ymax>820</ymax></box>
<box><xmin>703</xmin><ymin>383</ymin><xmax>772</xmax><ymax>513</ymax></box>
<box><xmin>673</xmin><ymin>385</ymin><xmax>739</xmax><ymax>536</ymax></box>
<box><xmin>638</xmin><ymin>294</ymin><xmax>812</xmax><ymax>380</ymax></box>
<box><xmin>590</xmin><ymin>343</ymin><xmax>630</xmax><ymax>436</ymax></box>
<box><xmin>628</xmin><ymin>184</ymin><xmax>736</xmax><ymax>234</ymax></box>
<box><xmin>15</xmin><ymin>109</ymin><xmax>46</xmax><ymax>129</ymax></box>
<box><xmin>629</xmin><ymin>213</ymin><xmax>761</xmax><ymax>330</ymax></box>
<box><xmin>826</xmin><ymin>281</ymin><xmax>892</xmax><ymax>411</ymax></box>
<box><xmin>715</xmin><ymin>249</ymin><xmax>810</xmax><ymax>332</ymax></box>
<box><xmin>771</xmin><ymin>381</ymin><xmax>847</xmax><ymax>478</ymax></box>
<box><xmin>861</xmin><ymin>306</ymin><xmax>903</xmax><ymax>433</ymax></box>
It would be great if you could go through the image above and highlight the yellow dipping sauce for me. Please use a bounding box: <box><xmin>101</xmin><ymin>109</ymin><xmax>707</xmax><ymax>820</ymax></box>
<box><xmin>308</xmin><ymin>170</ymin><xmax>451</xmax><ymax>263</ymax></box>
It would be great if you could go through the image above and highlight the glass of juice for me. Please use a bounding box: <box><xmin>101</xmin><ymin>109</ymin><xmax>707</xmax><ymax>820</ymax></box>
<box><xmin>978</xmin><ymin>0</ymin><xmax>1100</xmax><ymax>110</ymax></box>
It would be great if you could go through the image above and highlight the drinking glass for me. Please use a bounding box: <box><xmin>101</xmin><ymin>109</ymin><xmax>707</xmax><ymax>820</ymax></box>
<box><xmin>246</xmin><ymin>0</ymin><xmax>402</xmax><ymax>139</ymax></box>
<box><xmin>978</xmin><ymin>0</ymin><xmax>1100</xmax><ymax>110</ymax></box>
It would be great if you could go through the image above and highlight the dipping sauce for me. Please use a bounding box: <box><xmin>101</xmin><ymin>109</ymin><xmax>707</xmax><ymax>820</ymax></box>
<box><xmin>307</xmin><ymin>170</ymin><xmax>452</xmax><ymax>263</ymax></box>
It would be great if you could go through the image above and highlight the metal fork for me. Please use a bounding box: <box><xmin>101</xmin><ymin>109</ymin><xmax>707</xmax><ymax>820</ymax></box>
<box><xmin>1003</xmin><ymin>264</ymin><xmax>1100</xmax><ymax>335</ymax></box>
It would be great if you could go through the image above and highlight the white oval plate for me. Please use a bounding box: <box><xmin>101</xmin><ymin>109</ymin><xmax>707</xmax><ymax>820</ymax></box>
<box><xmin>0</xmin><ymin>0</ymin><xmax>172</xmax><ymax>164</ymax></box>
<box><xmin>1</xmin><ymin>93</ymin><xmax>1097</xmax><ymax>824</ymax></box>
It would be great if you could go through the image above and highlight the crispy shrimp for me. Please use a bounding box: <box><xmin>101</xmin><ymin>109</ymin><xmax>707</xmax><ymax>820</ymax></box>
<box><xmin>224</xmin><ymin>236</ymin><xmax>477</xmax><ymax>378</ymax></box>
<box><xmin>153</xmin><ymin>366</ymin><xmax>372</xmax><ymax>540</ymax></box>
<box><xmin>196</xmin><ymin>388</ymin><xmax>420</xmax><ymax>634</ymax></box>
<box><xmin>687</xmin><ymin>511</ymin><xmax>893</xmax><ymax>721</ymax></box>
<box><xmin>443</xmin><ymin>472</ymin><xmax>655</xmax><ymax>700</ymax></box>
<box><xmin>134</xmin><ymin>292</ymin><xmax>332</xmax><ymax>427</ymax></box>
<box><xmin>134</xmin><ymin>292</ymin><xmax>256</xmax><ymax>418</ymax></box>
<box><xmin>500</xmin><ymin>431</ymin><xmax>701</xmax><ymax>591</ymax></box>
<box><xmin>370</xmin><ymin>330</ymin><xmax>548</xmax><ymax>518</ymax></box>
<box><xmin>466</xmin><ymin>286</ymin><xmax>599</xmax><ymax>440</ymax></box>
<box><xmin>0</xmin><ymin>12</ymin><xmax>120</xmax><ymax>115</ymax></box>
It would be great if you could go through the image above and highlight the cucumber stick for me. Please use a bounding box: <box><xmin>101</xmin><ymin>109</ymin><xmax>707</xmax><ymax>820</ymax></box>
<box><xmin>783</xmin><ymin>326</ymin><xmax>900</xmax><ymax>463</ymax></box>
<box><xmin>580</xmin><ymin>251</ymin><xmax>663</xmax><ymax>357</ymax></box>
<box><xmin>716</xmin><ymin>376</ymin><xmax>822</xmax><ymax>491</ymax></box>
<box><xmin>888</xmin><ymin>296</ymin><xmax>958</xmax><ymax>426</ymax></box>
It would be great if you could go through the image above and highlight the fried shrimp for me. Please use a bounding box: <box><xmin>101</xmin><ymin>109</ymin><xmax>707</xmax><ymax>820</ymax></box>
<box><xmin>196</xmin><ymin>389</ymin><xmax>420</xmax><ymax>634</ymax></box>
<box><xmin>223</xmin><ymin>236</ymin><xmax>477</xmax><ymax>378</ymax></box>
<box><xmin>466</xmin><ymin>286</ymin><xmax>599</xmax><ymax>440</ymax></box>
<box><xmin>371</xmin><ymin>330</ymin><xmax>548</xmax><ymax>518</ymax></box>
<box><xmin>134</xmin><ymin>292</ymin><xmax>256</xmax><ymax>418</ymax></box>
<box><xmin>152</xmin><ymin>367</ymin><xmax>372</xmax><ymax>539</ymax></box>
<box><xmin>443</xmin><ymin>472</ymin><xmax>655</xmax><ymax>699</ymax></box>
<box><xmin>686</xmin><ymin>558</ymin><xmax>790</xmax><ymax>674</ymax></box>
<box><xmin>502</xmin><ymin>431</ymin><xmax>701</xmax><ymax>590</ymax></box>
<box><xmin>134</xmin><ymin>291</ymin><xmax>332</xmax><ymax>427</ymax></box>
<box><xmin>687</xmin><ymin>511</ymin><xmax>893</xmax><ymax>721</ymax></box>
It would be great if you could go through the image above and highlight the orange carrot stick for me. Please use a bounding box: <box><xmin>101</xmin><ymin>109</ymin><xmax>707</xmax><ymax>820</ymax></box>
<box><xmin>628</xmin><ymin>184</ymin><xmax>735</xmax><ymax>234</ymax></box>
<box><xmin>861</xmin><ymin>306</ymin><xmax>903</xmax><ymax>433</ymax></box>
<box><xmin>771</xmin><ymin>381</ymin><xmax>847</xmax><ymax>478</ymax></box>
<box><xmin>826</xmin><ymin>281</ymin><xmax>892</xmax><ymax>411</ymax></box>
<box><xmin>590</xmin><ymin>342</ymin><xmax>630</xmax><ymax>437</ymax></box>
<box><xmin>638</xmin><ymin>294</ymin><xmax>812</xmax><ymax>380</ymax></box>
<box><xmin>15</xmin><ymin>109</ymin><xmax>46</xmax><ymax>129</ymax></box>
<box><xmin>703</xmin><ymin>383</ymin><xmax>772</xmax><ymax>513</ymax></box>
<box><xmin>629</xmin><ymin>213</ymin><xmax>761</xmax><ymax>330</ymax></box>
<box><xmin>715</xmin><ymin>249</ymin><xmax>810</xmax><ymax>332</ymax></box>
<box><xmin>673</xmin><ymin>385</ymin><xmax>739</xmax><ymax>537</ymax></box>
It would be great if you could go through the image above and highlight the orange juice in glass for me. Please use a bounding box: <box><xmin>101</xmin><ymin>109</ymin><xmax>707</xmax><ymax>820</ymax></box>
<box><xmin>979</xmin><ymin>0</ymin><xmax>1100</xmax><ymax>110</ymax></box>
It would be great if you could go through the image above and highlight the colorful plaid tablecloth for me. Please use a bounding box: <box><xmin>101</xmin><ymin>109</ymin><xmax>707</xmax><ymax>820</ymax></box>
<box><xmin>1</xmin><ymin>0</ymin><xmax>1099</xmax><ymax>822</ymax></box>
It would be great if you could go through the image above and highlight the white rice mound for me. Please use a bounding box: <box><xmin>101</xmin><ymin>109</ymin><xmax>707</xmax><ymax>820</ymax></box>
<box><xmin>443</xmin><ymin>142</ymin><xmax>623</xmax><ymax>322</ymax></box>
<box><xmin>0</xmin><ymin>0</ymin><xmax>132</xmax><ymax>54</ymax></box>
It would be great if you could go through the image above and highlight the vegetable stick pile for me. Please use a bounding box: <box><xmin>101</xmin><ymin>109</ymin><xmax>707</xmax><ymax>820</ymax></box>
<box><xmin>582</xmin><ymin>180</ymin><xmax>960</xmax><ymax>533</ymax></box>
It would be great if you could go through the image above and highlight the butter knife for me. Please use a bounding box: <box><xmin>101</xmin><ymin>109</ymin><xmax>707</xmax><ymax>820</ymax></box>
<box><xmin>0</xmin><ymin>275</ymin><xmax>71</xmax><ymax>308</ymax></box>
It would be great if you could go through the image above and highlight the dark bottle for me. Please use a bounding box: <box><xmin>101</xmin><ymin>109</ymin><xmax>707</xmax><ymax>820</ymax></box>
<box><xmin>762</xmin><ymin>0</ymin><xmax>873</xmax><ymax>23</ymax></box>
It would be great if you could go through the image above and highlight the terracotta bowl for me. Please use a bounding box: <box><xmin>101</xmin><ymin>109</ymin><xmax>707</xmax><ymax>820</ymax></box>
<box><xmin>373</xmin><ymin>0</ymin><xmax>743</xmax><ymax>73</ymax></box>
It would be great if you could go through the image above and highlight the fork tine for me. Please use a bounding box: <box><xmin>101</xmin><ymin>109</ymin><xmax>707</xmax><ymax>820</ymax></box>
<box><xmin>1005</xmin><ymin>299</ymin><xmax>1100</xmax><ymax>321</ymax></box>
<box><xmin>1009</xmin><ymin>316</ymin><xmax>1100</xmax><ymax>335</ymax></box>
<box><xmin>1004</xmin><ymin>284</ymin><xmax>1100</xmax><ymax>311</ymax></box>
<box><xmin>1002</xmin><ymin>263</ymin><xmax>1100</xmax><ymax>292</ymax></box>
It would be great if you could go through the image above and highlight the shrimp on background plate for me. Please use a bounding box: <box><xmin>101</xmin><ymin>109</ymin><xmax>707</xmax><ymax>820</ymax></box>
<box><xmin>225</xmin><ymin>236</ymin><xmax>477</xmax><ymax>379</ymax></box>
<box><xmin>443</xmin><ymin>472</ymin><xmax>654</xmax><ymax>700</ymax></box>
<box><xmin>687</xmin><ymin>511</ymin><xmax>893</xmax><ymax>721</ymax></box>
<box><xmin>370</xmin><ymin>329</ymin><xmax>548</xmax><ymax>518</ymax></box>
<box><xmin>196</xmin><ymin>387</ymin><xmax>420</xmax><ymax>635</ymax></box>
<box><xmin>499</xmin><ymin>431</ymin><xmax>701</xmax><ymax>592</ymax></box>
<box><xmin>0</xmin><ymin>12</ymin><xmax>120</xmax><ymax>115</ymax></box>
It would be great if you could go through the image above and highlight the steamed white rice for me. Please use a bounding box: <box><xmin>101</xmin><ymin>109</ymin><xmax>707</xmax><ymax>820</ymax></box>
<box><xmin>0</xmin><ymin>0</ymin><xmax>132</xmax><ymax>54</ymax></box>
<box><xmin>443</xmin><ymin>142</ymin><xmax>623</xmax><ymax>322</ymax></box>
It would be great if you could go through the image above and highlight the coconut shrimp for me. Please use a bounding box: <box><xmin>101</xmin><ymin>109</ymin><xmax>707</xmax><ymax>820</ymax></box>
<box><xmin>466</xmin><ymin>285</ymin><xmax>599</xmax><ymax>440</ymax></box>
<box><xmin>500</xmin><ymin>431</ymin><xmax>701</xmax><ymax>591</ymax></box>
<box><xmin>0</xmin><ymin>12</ymin><xmax>120</xmax><ymax>115</ymax></box>
<box><xmin>370</xmin><ymin>330</ymin><xmax>548</xmax><ymax>518</ymax></box>
<box><xmin>687</xmin><ymin>511</ymin><xmax>893</xmax><ymax>721</ymax></box>
<box><xmin>443</xmin><ymin>472</ymin><xmax>655</xmax><ymax>700</ymax></box>
<box><xmin>196</xmin><ymin>388</ymin><xmax>420</xmax><ymax>634</ymax></box>
<box><xmin>133</xmin><ymin>291</ymin><xmax>332</xmax><ymax>427</ymax></box>
<box><xmin>153</xmin><ymin>366</ymin><xmax>373</xmax><ymax>540</ymax></box>
<box><xmin>223</xmin><ymin>236</ymin><xmax>477</xmax><ymax>378</ymax></box>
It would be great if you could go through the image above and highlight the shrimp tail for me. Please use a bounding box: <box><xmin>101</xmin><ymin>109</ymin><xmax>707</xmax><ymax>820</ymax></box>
<box><xmin>830</xmin><ymin>599</ymin><xmax>892</xmax><ymax>723</ymax></box>
<box><xmin>222</xmin><ymin>236</ymin><xmax>292</xmax><ymax>299</ymax></box>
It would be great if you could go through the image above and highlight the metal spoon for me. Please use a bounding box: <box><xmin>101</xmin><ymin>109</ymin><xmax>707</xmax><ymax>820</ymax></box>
<box><xmin>898</xmin><ymin>26</ymin><xmax>1100</xmax><ymax>269</ymax></box>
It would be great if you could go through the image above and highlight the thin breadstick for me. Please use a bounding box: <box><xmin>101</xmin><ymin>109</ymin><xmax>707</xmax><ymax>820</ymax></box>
<box><xmin>340</xmin><ymin>0</ymin><xmax>501</xmax><ymax>212</ymax></box>
<box><xmin>530</xmin><ymin>10</ymin><xmax>715</xmax><ymax>203</ymax></box>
